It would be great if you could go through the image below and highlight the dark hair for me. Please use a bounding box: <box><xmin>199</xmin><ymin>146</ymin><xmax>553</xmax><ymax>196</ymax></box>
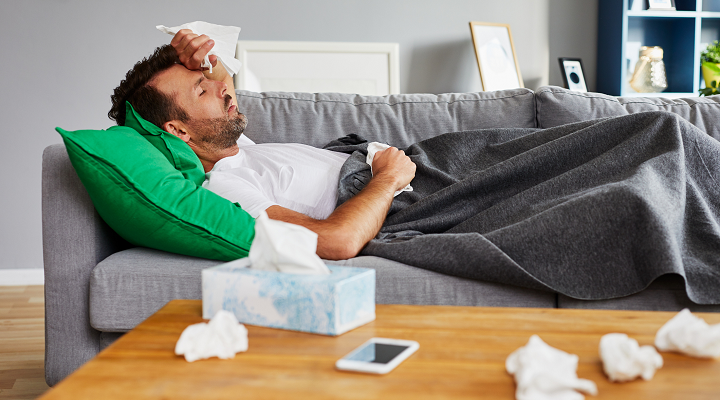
<box><xmin>108</xmin><ymin>45</ymin><xmax>189</xmax><ymax>127</ymax></box>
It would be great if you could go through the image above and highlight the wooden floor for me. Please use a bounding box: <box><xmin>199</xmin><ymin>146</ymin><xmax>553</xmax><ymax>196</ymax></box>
<box><xmin>0</xmin><ymin>285</ymin><xmax>49</xmax><ymax>399</ymax></box>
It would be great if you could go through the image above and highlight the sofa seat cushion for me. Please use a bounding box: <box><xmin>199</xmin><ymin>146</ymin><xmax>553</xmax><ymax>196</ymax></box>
<box><xmin>535</xmin><ymin>86</ymin><xmax>720</xmax><ymax>140</ymax></box>
<box><xmin>558</xmin><ymin>274</ymin><xmax>720</xmax><ymax>312</ymax></box>
<box><xmin>236</xmin><ymin>89</ymin><xmax>538</xmax><ymax>148</ymax></box>
<box><xmin>89</xmin><ymin>248</ymin><xmax>556</xmax><ymax>332</ymax></box>
<box><xmin>90</xmin><ymin>248</ymin><xmax>223</xmax><ymax>332</ymax></box>
<box><xmin>332</xmin><ymin>256</ymin><xmax>556</xmax><ymax>309</ymax></box>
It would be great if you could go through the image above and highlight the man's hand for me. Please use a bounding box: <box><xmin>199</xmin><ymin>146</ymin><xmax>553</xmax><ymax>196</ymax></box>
<box><xmin>170</xmin><ymin>29</ymin><xmax>218</xmax><ymax>71</ymax></box>
<box><xmin>371</xmin><ymin>147</ymin><xmax>416</xmax><ymax>192</ymax></box>
<box><xmin>169</xmin><ymin>29</ymin><xmax>238</xmax><ymax>107</ymax></box>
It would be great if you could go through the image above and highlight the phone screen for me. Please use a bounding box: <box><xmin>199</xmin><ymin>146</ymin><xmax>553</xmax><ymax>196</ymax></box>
<box><xmin>344</xmin><ymin>343</ymin><xmax>410</xmax><ymax>364</ymax></box>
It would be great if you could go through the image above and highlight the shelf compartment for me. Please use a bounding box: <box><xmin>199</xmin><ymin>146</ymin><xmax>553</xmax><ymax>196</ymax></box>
<box><xmin>700</xmin><ymin>18</ymin><xmax>720</xmax><ymax>45</ymax></box>
<box><xmin>675</xmin><ymin>0</ymin><xmax>698</xmax><ymax>11</ymax></box>
<box><xmin>703</xmin><ymin>0</ymin><xmax>720</xmax><ymax>12</ymax></box>
<box><xmin>699</xmin><ymin>18</ymin><xmax>720</xmax><ymax>89</ymax></box>
<box><xmin>627</xmin><ymin>17</ymin><xmax>696</xmax><ymax>93</ymax></box>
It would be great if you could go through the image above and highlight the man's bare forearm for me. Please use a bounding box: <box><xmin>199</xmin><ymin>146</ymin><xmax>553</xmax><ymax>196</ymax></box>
<box><xmin>266</xmin><ymin>175</ymin><xmax>396</xmax><ymax>260</ymax></box>
<box><xmin>266</xmin><ymin>148</ymin><xmax>415</xmax><ymax>260</ymax></box>
<box><xmin>321</xmin><ymin>173</ymin><xmax>399</xmax><ymax>258</ymax></box>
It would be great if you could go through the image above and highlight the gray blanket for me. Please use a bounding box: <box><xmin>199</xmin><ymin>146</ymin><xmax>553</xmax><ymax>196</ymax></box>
<box><xmin>324</xmin><ymin>111</ymin><xmax>720</xmax><ymax>304</ymax></box>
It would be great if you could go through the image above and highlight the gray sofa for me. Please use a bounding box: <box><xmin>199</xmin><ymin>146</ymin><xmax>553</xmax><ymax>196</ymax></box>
<box><xmin>42</xmin><ymin>86</ymin><xmax>720</xmax><ymax>386</ymax></box>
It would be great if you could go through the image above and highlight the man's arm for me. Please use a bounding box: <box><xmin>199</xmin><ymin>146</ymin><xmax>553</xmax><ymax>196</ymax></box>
<box><xmin>268</xmin><ymin>147</ymin><xmax>415</xmax><ymax>260</ymax></box>
<box><xmin>170</xmin><ymin>29</ymin><xmax>238</xmax><ymax>106</ymax></box>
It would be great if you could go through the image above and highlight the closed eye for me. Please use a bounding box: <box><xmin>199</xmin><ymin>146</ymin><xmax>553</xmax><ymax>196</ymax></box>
<box><xmin>194</xmin><ymin>75</ymin><xmax>205</xmax><ymax>97</ymax></box>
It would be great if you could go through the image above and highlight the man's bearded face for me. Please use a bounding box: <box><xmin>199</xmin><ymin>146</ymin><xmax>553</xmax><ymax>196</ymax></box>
<box><xmin>187</xmin><ymin>94</ymin><xmax>248</xmax><ymax>151</ymax></box>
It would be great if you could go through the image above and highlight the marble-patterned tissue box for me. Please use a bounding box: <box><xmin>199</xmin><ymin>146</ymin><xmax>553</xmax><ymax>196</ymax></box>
<box><xmin>202</xmin><ymin>259</ymin><xmax>376</xmax><ymax>336</ymax></box>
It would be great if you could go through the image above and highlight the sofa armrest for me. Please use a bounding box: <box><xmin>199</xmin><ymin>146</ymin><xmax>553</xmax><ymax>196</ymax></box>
<box><xmin>42</xmin><ymin>143</ymin><xmax>127</xmax><ymax>386</ymax></box>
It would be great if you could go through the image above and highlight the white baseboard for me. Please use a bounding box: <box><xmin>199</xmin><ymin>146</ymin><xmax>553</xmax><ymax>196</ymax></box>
<box><xmin>0</xmin><ymin>269</ymin><xmax>44</xmax><ymax>286</ymax></box>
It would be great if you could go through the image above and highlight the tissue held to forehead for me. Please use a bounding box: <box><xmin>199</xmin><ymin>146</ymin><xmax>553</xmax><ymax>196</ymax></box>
<box><xmin>655</xmin><ymin>308</ymin><xmax>720</xmax><ymax>358</ymax></box>
<box><xmin>506</xmin><ymin>335</ymin><xmax>597</xmax><ymax>400</ymax></box>
<box><xmin>599</xmin><ymin>333</ymin><xmax>663</xmax><ymax>382</ymax></box>
<box><xmin>156</xmin><ymin>21</ymin><xmax>242</xmax><ymax>76</ymax></box>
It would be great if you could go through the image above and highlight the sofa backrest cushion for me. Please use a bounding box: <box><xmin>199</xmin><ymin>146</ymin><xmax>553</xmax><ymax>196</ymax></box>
<box><xmin>56</xmin><ymin>126</ymin><xmax>255</xmax><ymax>261</ymax></box>
<box><xmin>122</xmin><ymin>102</ymin><xmax>206</xmax><ymax>185</ymax></box>
<box><xmin>536</xmin><ymin>86</ymin><xmax>720</xmax><ymax>140</ymax></box>
<box><xmin>235</xmin><ymin>89</ymin><xmax>537</xmax><ymax>148</ymax></box>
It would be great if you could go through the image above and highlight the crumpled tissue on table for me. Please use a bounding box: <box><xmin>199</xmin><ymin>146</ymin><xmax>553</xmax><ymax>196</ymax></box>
<box><xmin>156</xmin><ymin>21</ymin><xmax>242</xmax><ymax>76</ymax></box>
<box><xmin>654</xmin><ymin>308</ymin><xmax>720</xmax><ymax>358</ymax></box>
<box><xmin>506</xmin><ymin>335</ymin><xmax>598</xmax><ymax>400</ymax></box>
<box><xmin>599</xmin><ymin>333</ymin><xmax>663</xmax><ymax>382</ymax></box>
<box><xmin>366</xmin><ymin>142</ymin><xmax>413</xmax><ymax>197</ymax></box>
<box><xmin>248</xmin><ymin>211</ymin><xmax>330</xmax><ymax>275</ymax></box>
<box><xmin>175</xmin><ymin>309</ymin><xmax>248</xmax><ymax>362</ymax></box>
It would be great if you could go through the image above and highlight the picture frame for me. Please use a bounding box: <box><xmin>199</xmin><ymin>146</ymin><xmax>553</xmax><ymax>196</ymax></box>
<box><xmin>234</xmin><ymin>41</ymin><xmax>400</xmax><ymax>95</ymax></box>
<box><xmin>558</xmin><ymin>57</ymin><xmax>588</xmax><ymax>92</ymax></box>
<box><xmin>647</xmin><ymin>0</ymin><xmax>676</xmax><ymax>11</ymax></box>
<box><xmin>469</xmin><ymin>22</ymin><xmax>523</xmax><ymax>91</ymax></box>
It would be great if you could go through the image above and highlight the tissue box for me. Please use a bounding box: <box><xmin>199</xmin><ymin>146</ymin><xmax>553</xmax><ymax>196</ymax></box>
<box><xmin>202</xmin><ymin>259</ymin><xmax>375</xmax><ymax>335</ymax></box>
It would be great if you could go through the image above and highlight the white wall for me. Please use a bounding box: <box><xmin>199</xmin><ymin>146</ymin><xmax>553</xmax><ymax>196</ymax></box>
<box><xmin>0</xmin><ymin>0</ymin><xmax>597</xmax><ymax>270</ymax></box>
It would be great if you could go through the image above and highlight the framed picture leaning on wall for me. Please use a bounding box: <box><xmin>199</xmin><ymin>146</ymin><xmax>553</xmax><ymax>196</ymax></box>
<box><xmin>469</xmin><ymin>21</ymin><xmax>523</xmax><ymax>91</ymax></box>
<box><xmin>559</xmin><ymin>57</ymin><xmax>588</xmax><ymax>92</ymax></box>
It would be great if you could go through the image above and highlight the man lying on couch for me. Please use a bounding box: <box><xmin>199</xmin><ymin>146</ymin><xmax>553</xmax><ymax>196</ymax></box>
<box><xmin>108</xmin><ymin>30</ymin><xmax>720</xmax><ymax>304</ymax></box>
<box><xmin>109</xmin><ymin>29</ymin><xmax>415</xmax><ymax>261</ymax></box>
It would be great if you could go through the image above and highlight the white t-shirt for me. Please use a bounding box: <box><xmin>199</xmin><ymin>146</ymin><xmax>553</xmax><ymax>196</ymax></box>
<box><xmin>202</xmin><ymin>135</ymin><xmax>350</xmax><ymax>219</ymax></box>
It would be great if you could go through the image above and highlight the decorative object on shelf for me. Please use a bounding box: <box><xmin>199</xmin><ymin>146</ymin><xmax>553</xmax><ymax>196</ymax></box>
<box><xmin>469</xmin><ymin>21</ymin><xmax>523</xmax><ymax>91</ymax></box>
<box><xmin>648</xmin><ymin>0</ymin><xmax>676</xmax><ymax>11</ymax></box>
<box><xmin>558</xmin><ymin>58</ymin><xmax>588</xmax><ymax>92</ymax></box>
<box><xmin>629</xmin><ymin>46</ymin><xmax>668</xmax><ymax>93</ymax></box>
<box><xmin>699</xmin><ymin>41</ymin><xmax>720</xmax><ymax>97</ymax></box>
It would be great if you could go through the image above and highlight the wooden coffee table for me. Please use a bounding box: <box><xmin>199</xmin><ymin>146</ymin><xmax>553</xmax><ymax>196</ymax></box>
<box><xmin>40</xmin><ymin>301</ymin><xmax>720</xmax><ymax>399</ymax></box>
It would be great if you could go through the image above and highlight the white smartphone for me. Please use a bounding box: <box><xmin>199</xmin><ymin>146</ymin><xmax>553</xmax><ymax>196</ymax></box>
<box><xmin>335</xmin><ymin>337</ymin><xmax>419</xmax><ymax>374</ymax></box>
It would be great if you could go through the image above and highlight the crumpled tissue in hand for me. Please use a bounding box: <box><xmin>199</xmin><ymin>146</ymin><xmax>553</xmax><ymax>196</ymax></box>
<box><xmin>654</xmin><ymin>308</ymin><xmax>720</xmax><ymax>358</ymax></box>
<box><xmin>175</xmin><ymin>309</ymin><xmax>248</xmax><ymax>362</ymax></box>
<box><xmin>366</xmin><ymin>142</ymin><xmax>413</xmax><ymax>197</ymax></box>
<box><xmin>248</xmin><ymin>211</ymin><xmax>330</xmax><ymax>275</ymax></box>
<box><xmin>156</xmin><ymin>21</ymin><xmax>242</xmax><ymax>76</ymax></box>
<box><xmin>506</xmin><ymin>335</ymin><xmax>598</xmax><ymax>400</ymax></box>
<box><xmin>599</xmin><ymin>333</ymin><xmax>663</xmax><ymax>382</ymax></box>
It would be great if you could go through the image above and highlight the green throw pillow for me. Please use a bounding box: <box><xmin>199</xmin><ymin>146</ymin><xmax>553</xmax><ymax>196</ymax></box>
<box><xmin>57</xmin><ymin>125</ymin><xmax>254</xmax><ymax>261</ymax></box>
<box><xmin>122</xmin><ymin>102</ymin><xmax>206</xmax><ymax>185</ymax></box>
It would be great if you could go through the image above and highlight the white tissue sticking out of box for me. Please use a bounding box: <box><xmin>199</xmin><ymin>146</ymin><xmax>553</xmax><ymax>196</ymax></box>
<box><xmin>654</xmin><ymin>308</ymin><xmax>720</xmax><ymax>358</ymax></box>
<box><xmin>506</xmin><ymin>335</ymin><xmax>598</xmax><ymax>400</ymax></box>
<box><xmin>249</xmin><ymin>211</ymin><xmax>330</xmax><ymax>275</ymax></box>
<box><xmin>366</xmin><ymin>142</ymin><xmax>413</xmax><ymax>197</ymax></box>
<box><xmin>599</xmin><ymin>333</ymin><xmax>663</xmax><ymax>382</ymax></box>
<box><xmin>175</xmin><ymin>310</ymin><xmax>248</xmax><ymax>362</ymax></box>
<box><xmin>156</xmin><ymin>21</ymin><xmax>242</xmax><ymax>76</ymax></box>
